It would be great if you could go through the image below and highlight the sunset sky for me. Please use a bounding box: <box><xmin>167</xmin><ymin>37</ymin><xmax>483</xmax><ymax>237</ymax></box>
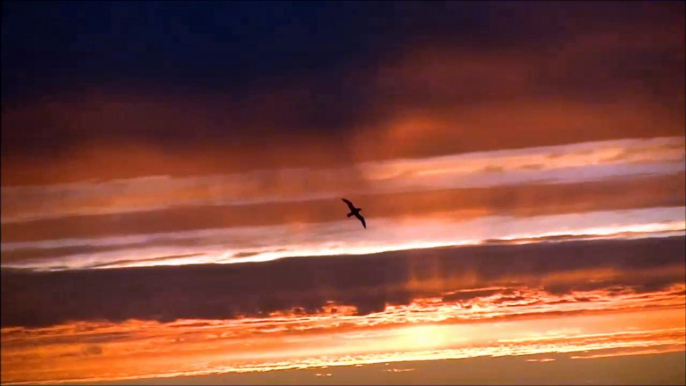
<box><xmin>1</xmin><ymin>1</ymin><xmax>685</xmax><ymax>385</ymax></box>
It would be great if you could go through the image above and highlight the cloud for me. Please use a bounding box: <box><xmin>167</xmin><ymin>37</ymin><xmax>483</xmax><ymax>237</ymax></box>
<box><xmin>1</xmin><ymin>236</ymin><xmax>683</xmax><ymax>328</ymax></box>
<box><xmin>2</xmin><ymin>137</ymin><xmax>682</xmax><ymax>225</ymax></box>
<box><xmin>1</xmin><ymin>3</ymin><xmax>684</xmax><ymax>384</ymax></box>
<box><xmin>2</xmin><ymin>3</ymin><xmax>683</xmax><ymax>186</ymax></box>
<box><xmin>441</xmin><ymin>288</ymin><xmax>504</xmax><ymax>302</ymax></box>
<box><xmin>2</xmin><ymin>310</ymin><xmax>684</xmax><ymax>385</ymax></box>
<box><xmin>85</xmin><ymin>253</ymin><xmax>207</xmax><ymax>269</ymax></box>
<box><xmin>2</xmin><ymin>171</ymin><xmax>683</xmax><ymax>246</ymax></box>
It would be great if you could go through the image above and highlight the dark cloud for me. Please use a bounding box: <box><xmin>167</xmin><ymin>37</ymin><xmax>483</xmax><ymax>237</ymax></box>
<box><xmin>1</xmin><ymin>1</ymin><xmax>683</xmax><ymax>185</ymax></box>
<box><xmin>0</xmin><ymin>1</ymin><xmax>579</xmax><ymax>102</ymax></box>
<box><xmin>0</xmin><ymin>1</ymin><xmax>490</xmax><ymax>161</ymax></box>
<box><xmin>441</xmin><ymin>288</ymin><xmax>503</xmax><ymax>302</ymax></box>
<box><xmin>542</xmin><ymin>277</ymin><xmax>683</xmax><ymax>297</ymax></box>
<box><xmin>1</xmin><ymin>236</ymin><xmax>683</xmax><ymax>328</ymax></box>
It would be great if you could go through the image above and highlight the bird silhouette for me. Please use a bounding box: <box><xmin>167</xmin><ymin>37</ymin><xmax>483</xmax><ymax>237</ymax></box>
<box><xmin>342</xmin><ymin>198</ymin><xmax>366</xmax><ymax>229</ymax></box>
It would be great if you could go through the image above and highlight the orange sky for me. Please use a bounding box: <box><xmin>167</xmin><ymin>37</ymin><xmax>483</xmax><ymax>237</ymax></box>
<box><xmin>2</xmin><ymin>2</ymin><xmax>684</xmax><ymax>385</ymax></box>
<box><xmin>2</xmin><ymin>281</ymin><xmax>684</xmax><ymax>384</ymax></box>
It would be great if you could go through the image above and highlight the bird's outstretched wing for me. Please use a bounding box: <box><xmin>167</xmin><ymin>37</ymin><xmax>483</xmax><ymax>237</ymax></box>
<box><xmin>341</xmin><ymin>198</ymin><xmax>355</xmax><ymax>211</ymax></box>
<box><xmin>354</xmin><ymin>213</ymin><xmax>366</xmax><ymax>229</ymax></box>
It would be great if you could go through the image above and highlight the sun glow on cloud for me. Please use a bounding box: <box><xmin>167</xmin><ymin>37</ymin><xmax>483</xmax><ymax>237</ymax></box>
<box><xmin>3</xmin><ymin>232</ymin><xmax>683</xmax><ymax>384</ymax></box>
<box><xmin>1</xmin><ymin>135</ymin><xmax>683</xmax><ymax>272</ymax></box>
<box><xmin>2</xmin><ymin>289</ymin><xmax>684</xmax><ymax>385</ymax></box>
<box><xmin>3</xmin><ymin>207</ymin><xmax>682</xmax><ymax>271</ymax></box>
<box><xmin>2</xmin><ymin>137</ymin><xmax>683</xmax><ymax>223</ymax></box>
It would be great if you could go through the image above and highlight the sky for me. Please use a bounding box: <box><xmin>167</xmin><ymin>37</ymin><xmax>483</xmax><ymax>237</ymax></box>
<box><xmin>1</xmin><ymin>1</ymin><xmax>685</xmax><ymax>385</ymax></box>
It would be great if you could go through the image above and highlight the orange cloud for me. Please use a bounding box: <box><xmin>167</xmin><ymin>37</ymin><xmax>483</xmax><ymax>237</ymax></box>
<box><xmin>3</xmin><ymin>171</ymin><xmax>682</xmax><ymax>245</ymax></box>
<box><xmin>2</xmin><ymin>297</ymin><xmax>683</xmax><ymax>385</ymax></box>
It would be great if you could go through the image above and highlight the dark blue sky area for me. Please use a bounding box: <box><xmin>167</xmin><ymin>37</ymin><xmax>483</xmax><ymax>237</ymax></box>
<box><xmin>4</xmin><ymin>1</ymin><xmax>667</xmax><ymax>101</ymax></box>
<box><xmin>3</xmin><ymin>1</ymin><xmax>487</xmax><ymax>100</ymax></box>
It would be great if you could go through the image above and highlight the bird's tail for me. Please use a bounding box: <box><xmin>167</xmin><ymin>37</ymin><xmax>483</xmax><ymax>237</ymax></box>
<box><xmin>347</xmin><ymin>213</ymin><xmax>354</xmax><ymax>217</ymax></box>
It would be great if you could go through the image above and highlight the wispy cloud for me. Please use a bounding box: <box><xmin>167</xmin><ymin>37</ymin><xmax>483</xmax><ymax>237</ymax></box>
<box><xmin>2</xmin><ymin>308</ymin><xmax>683</xmax><ymax>384</ymax></box>
<box><xmin>2</xmin><ymin>137</ymin><xmax>682</xmax><ymax>223</ymax></box>
<box><xmin>2</xmin><ymin>206</ymin><xmax>683</xmax><ymax>270</ymax></box>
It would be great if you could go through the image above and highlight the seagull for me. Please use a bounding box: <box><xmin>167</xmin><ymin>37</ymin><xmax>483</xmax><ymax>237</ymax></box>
<box><xmin>342</xmin><ymin>198</ymin><xmax>366</xmax><ymax>229</ymax></box>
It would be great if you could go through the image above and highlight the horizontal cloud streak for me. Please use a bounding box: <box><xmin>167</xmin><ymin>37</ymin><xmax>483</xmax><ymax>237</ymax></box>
<box><xmin>2</xmin><ymin>236</ymin><xmax>683</xmax><ymax>328</ymax></box>
<box><xmin>1</xmin><ymin>206</ymin><xmax>683</xmax><ymax>270</ymax></box>
<box><xmin>2</xmin><ymin>294</ymin><xmax>684</xmax><ymax>384</ymax></box>
<box><xmin>2</xmin><ymin>137</ymin><xmax>683</xmax><ymax>223</ymax></box>
<box><xmin>2</xmin><ymin>169</ymin><xmax>683</xmax><ymax>245</ymax></box>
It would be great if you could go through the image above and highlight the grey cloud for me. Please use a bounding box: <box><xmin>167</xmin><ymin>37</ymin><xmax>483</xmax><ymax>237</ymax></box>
<box><xmin>1</xmin><ymin>236</ymin><xmax>683</xmax><ymax>328</ymax></box>
<box><xmin>441</xmin><ymin>289</ymin><xmax>503</xmax><ymax>302</ymax></box>
<box><xmin>2</xmin><ymin>2</ymin><xmax>684</xmax><ymax>187</ymax></box>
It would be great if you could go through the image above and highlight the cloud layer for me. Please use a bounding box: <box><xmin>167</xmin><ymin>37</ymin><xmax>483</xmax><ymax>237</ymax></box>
<box><xmin>2</xmin><ymin>2</ymin><xmax>684</xmax><ymax>185</ymax></box>
<box><xmin>2</xmin><ymin>2</ymin><xmax>685</xmax><ymax>384</ymax></box>
<box><xmin>2</xmin><ymin>236</ymin><xmax>683</xmax><ymax>328</ymax></box>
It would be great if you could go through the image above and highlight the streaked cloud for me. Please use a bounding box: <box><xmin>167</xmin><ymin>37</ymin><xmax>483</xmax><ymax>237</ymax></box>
<box><xmin>2</xmin><ymin>2</ymin><xmax>684</xmax><ymax>384</ymax></box>
<box><xmin>2</xmin><ymin>304</ymin><xmax>683</xmax><ymax>384</ymax></box>
<box><xmin>1</xmin><ymin>136</ymin><xmax>683</xmax><ymax>270</ymax></box>
<box><xmin>2</xmin><ymin>236</ymin><xmax>683</xmax><ymax>327</ymax></box>
<box><xmin>3</xmin><ymin>137</ymin><xmax>682</xmax><ymax>224</ymax></box>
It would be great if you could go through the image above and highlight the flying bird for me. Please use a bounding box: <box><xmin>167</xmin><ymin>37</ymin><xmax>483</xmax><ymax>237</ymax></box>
<box><xmin>342</xmin><ymin>198</ymin><xmax>366</xmax><ymax>229</ymax></box>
